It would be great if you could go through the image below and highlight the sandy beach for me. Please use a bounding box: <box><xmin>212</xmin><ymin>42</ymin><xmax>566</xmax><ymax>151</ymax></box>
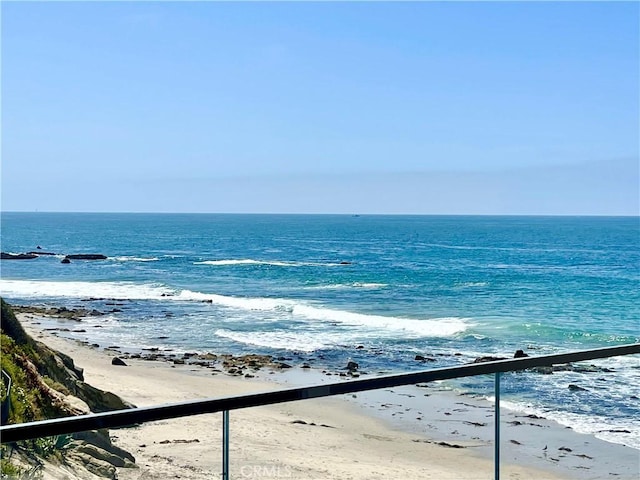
<box><xmin>17</xmin><ymin>313</ymin><xmax>639</xmax><ymax>480</ymax></box>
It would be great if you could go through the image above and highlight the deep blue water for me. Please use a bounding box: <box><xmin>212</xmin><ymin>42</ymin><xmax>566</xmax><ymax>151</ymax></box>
<box><xmin>1</xmin><ymin>213</ymin><xmax>638</xmax><ymax>447</ymax></box>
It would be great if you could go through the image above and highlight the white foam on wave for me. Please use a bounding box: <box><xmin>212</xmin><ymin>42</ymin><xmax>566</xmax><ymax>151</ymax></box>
<box><xmin>291</xmin><ymin>305</ymin><xmax>469</xmax><ymax>337</ymax></box>
<box><xmin>194</xmin><ymin>258</ymin><xmax>348</xmax><ymax>267</ymax></box>
<box><xmin>177</xmin><ymin>289</ymin><xmax>294</xmax><ymax>311</ymax></box>
<box><xmin>215</xmin><ymin>317</ymin><xmax>469</xmax><ymax>352</ymax></box>
<box><xmin>496</xmin><ymin>399</ymin><xmax>640</xmax><ymax>450</ymax></box>
<box><xmin>112</xmin><ymin>256</ymin><xmax>159</xmax><ymax>262</ymax></box>
<box><xmin>194</xmin><ymin>259</ymin><xmax>290</xmax><ymax>266</ymax></box>
<box><xmin>178</xmin><ymin>288</ymin><xmax>469</xmax><ymax>337</ymax></box>
<box><xmin>0</xmin><ymin>279</ymin><xmax>173</xmax><ymax>300</ymax></box>
<box><xmin>1</xmin><ymin>280</ymin><xmax>469</xmax><ymax>338</ymax></box>
<box><xmin>304</xmin><ymin>282</ymin><xmax>388</xmax><ymax>290</ymax></box>
<box><xmin>214</xmin><ymin>329</ymin><xmax>330</xmax><ymax>352</ymax></box>
<box><xmin>457</xmin><ymin>282</ymin><xmax>488</xmax><ymax>288</ymax></box>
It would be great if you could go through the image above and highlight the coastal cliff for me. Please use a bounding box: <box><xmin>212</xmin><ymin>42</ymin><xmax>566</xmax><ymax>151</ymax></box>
<box><xmin>1</xmin><ymin>299</ymin><xmax>136</xmax><ymax>479</ymax></box>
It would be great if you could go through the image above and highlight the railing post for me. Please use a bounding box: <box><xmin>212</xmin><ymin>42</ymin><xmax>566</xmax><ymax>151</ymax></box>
<box><xmin>494</xmin><ymin>372</ymin><xmax>501</xmax><ymax>480</ymax></box>
<box><xmin>222</xmin><ymin>410</ymin><xmax>229</xmax><ymax>480</ymax></box>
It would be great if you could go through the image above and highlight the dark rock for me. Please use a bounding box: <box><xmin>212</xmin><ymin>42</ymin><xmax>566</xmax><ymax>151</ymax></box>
<box><xmin>463</xmin><ymin>421</ymin><xmax>487</xmax><ymax>427</ymax></box>
<box><xmin>74</xmin><ymin>382</ymin><xmax>135</xmax><ymax>412</ymax></box>
<box><xmin>72</xmin><ymin>429</ymin><xmax>135</xmax><ymax>463</ymax></box>
<box><xmin>65</xmin><ymin>254</ymin><xmax>108</xmax><ymax>260</ymax></box>
<box><xmin>346</xmin><ymin>360</ymin><xmax>359</xmax><ymax>371</ymax></box>
<box><xmin>61</xmin><ymin>258</ymin><xmax>72</xmax><ymax>264</ymax></box>
<box><xmin>573</xmin><ymin>363</ymin><xmax>605</xmax><ymax>373</ymax></box>
<box><xmin>191</xmin><ymin>361</ymin><xmax>210</xmax><ymax>367</ymax></box>
<box><xmin>73</xmin><ymin>442</ymin><xmax>129</xmax><ymax>467</ymax></box>
<box><xmin>111</xmin><ymin>357</ymin><xmax>127</xmax><ymax>366</ymax></box>
<box><xmin>1</xmin><ymin>252</ymin><xmax>38</xmax><ymax>260</ymax></box>
<box><xmin>339</xmin><ymin>261</ymin><xmax>352</xmax><ymax>265</ymax></box>
<box><xmin>530</xmin><ymin>366</ymin><xmax>553</xmax><ymax>374</ymax></box>
<box><xmin>67</xmin><ymin>451</ymin><xmax>117</xmax><ymax>479</ymax></box>
<box><xmin>273</xmin><ymin>362</ymin><xmax>292</xmax><ymax>369</ymax></box>
<box><xmin>415</xmin><ymin>355</ymin><xmax>436</xmax><ymax>362</ymax></box>
<box><xmin>197</xmin><ymin>353</ymin><xmax>217</xmax><ymax>360</ymax></box>
<box><xmin>473</xmin><ymin>356</ymin><xmax>507</xmax><ymax>363</ymax></box>
<box><xmin>568</xmin><ymin>384</ymin><xmax>588</xmax><ymax>392</ymax></box>
<box><xmin>514</xmin><ymin>350</ymin><xmax>529</xmax><ymax>358</ymax></box>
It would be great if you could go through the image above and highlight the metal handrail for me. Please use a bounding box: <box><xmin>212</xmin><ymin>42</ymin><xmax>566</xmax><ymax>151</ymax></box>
<box><xmin>1</xmin><ymin>343</ymin><xmax>638</xmax><ymax>443</ymax></box>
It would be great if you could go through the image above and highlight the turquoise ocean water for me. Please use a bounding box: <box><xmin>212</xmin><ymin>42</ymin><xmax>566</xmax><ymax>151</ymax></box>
<box><xmin>1</xmin><ymin>213</ymin><xmax>638</xmax><ymax>448</ymax></box>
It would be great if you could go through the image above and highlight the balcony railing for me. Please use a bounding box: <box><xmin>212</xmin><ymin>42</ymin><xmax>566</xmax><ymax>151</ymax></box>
<box><xmin>1</xmin><ymin>343</ymin><xmax>639</xmax><ymax>480</ymax></box>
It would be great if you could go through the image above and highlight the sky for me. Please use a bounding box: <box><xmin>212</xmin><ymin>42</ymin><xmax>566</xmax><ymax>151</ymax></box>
<box><xmin>1</xmin><ymin>1</ymin><xmax>638</xmax><ymax>215</ymax></box>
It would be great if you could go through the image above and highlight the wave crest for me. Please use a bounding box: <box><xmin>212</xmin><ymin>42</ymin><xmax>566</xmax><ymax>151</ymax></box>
<box><xmin>0</xmin><ymin>280</ymin><xmax>469</xmax><ymax>338</ymax></box>
<box><xmin>194</xmin><ymin>258</ymin><xmax>350</xmax><ymax>267</ymax></box>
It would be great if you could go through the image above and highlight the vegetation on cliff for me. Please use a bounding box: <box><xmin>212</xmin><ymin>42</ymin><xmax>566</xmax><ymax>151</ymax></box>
<box><xmin>1</xmin><ymin>299</ymin><xmax>136</xmax><ymax>479</ymax></box>
<box><xmin>1</xmin><ymin>299</ymin><xmax>72</xmax><ymax>425</ymax></box>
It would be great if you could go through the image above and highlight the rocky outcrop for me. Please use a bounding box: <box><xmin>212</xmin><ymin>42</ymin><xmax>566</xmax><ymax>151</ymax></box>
<box><xmin>1</xmin><ymin>252</ymin><xmax>38</xmax><ymax>260</ymax></box>
<box><xmin>472</xmin><ymin>355</ymin><xmax>507</xmax><ymax>363</ymax></box>
<box><xmin>12</xmin><ymin>305</ymin><xmax>104</xmax><ymax>320</ymax></box>
<box><xmin>415</xmin><ymin>355</ymin><xmax>436</xmax><ymax>362</ymax></box>
<box><xmin>2</xmin><ymin>252</ymin><xmax>108</xmax><ymax>260</ymax></box>
<box><xmin>72</xmin><ymin>430</ymin><xmax>135</xmax><ymax>464</ymax></box>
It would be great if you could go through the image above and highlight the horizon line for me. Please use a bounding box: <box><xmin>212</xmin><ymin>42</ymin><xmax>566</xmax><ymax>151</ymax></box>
<box><xmin>2</xmin><ymin>211</ymin><xmax>639</xmax><ymax>218</ymax></box>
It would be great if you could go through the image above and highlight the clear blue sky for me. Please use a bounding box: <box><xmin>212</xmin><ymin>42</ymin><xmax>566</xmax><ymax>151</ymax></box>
<box><xmin>2</xmin><ymin>1</ymin><xmax>638</xmax><ymax>214</ymax></box>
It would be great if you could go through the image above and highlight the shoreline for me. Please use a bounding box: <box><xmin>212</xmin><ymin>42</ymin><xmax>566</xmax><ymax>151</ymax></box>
<box><xmin>14</xmin><ymin>312</ymin><xmax>639</xmax><ymax>479</ymax></box>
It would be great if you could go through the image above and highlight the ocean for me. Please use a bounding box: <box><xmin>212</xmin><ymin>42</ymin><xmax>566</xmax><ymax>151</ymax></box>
<box><xmin>1</xmin><ymin>213</ymin><xmax>638</xmax><ymax>449</ymax></box>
